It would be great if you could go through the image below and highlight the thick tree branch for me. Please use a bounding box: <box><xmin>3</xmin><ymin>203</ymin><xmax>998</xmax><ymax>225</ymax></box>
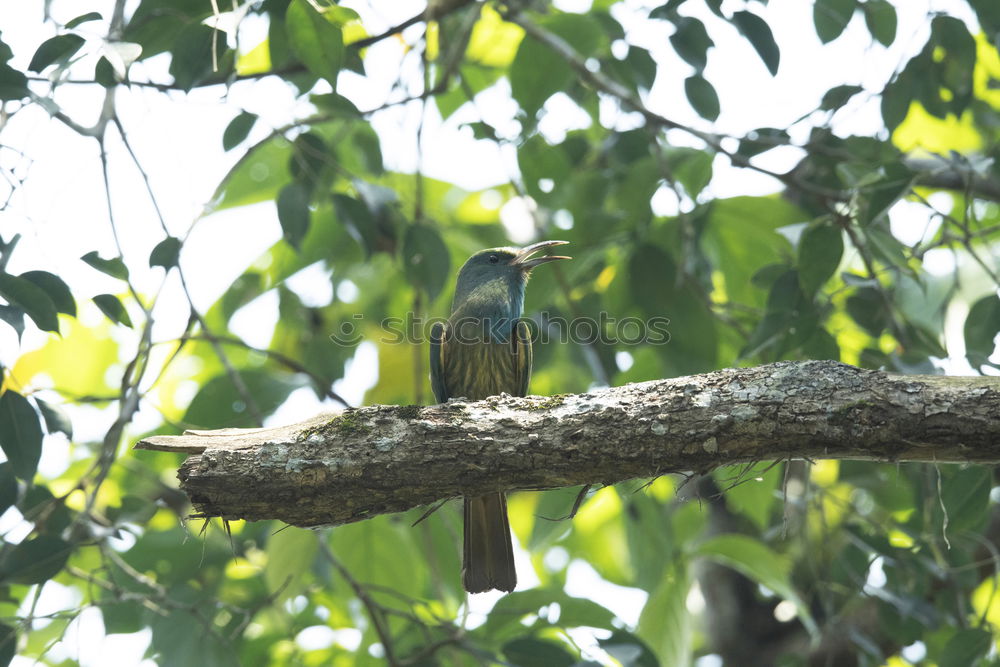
<box><xmin>135</xmin><ymin>361</ymin><xmax>1000</xmax><ymax>528</ymax></box>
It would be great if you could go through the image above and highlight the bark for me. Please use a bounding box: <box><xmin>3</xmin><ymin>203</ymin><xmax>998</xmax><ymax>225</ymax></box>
<box><xmin>135</xmin><ymin>360</ymin><xmax>1000</xmax><ymax>528</ymax></box>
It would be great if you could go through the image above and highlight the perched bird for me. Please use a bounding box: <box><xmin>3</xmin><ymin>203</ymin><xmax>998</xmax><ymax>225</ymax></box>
<box><xmin>430</xmin><ymin>240</ymin><xmax>570</xmax><ymax>593</ymax></box>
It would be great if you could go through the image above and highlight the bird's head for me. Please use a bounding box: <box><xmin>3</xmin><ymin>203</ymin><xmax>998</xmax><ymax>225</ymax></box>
<box><xmin>452</xmin><ymin>240</ymin><xmax>570</xmax><ymax>314</ymax></box>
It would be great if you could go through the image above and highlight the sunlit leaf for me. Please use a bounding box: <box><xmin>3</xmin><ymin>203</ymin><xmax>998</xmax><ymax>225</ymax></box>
<box><xmin>694</xmin><ymin>534</ymin><xmax>819</xmax><ymax>637</ymax></box>
<box><xmin>93</xmin><ymin>294</ymin><xmax>133</xmax><ymax>328</ymax></box>
<box><xmin>0</xmin><ymin>273</ymin><xmax>59</xmax><ymax>333</ymax></box>
<box><xmin>286</xmin><ymin>0</ymin><xmax>343</xmax><ymax>88</ymax></box>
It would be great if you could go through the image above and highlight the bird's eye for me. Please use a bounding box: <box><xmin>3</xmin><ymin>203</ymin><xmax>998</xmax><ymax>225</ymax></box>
<box><xmin>488</xmin><ymin>254</ymin><xmax>499</xmax><ymax>264</ymax></box>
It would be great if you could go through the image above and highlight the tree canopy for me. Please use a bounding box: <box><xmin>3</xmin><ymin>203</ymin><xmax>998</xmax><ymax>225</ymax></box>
<box><xmin>0</xmin><ymin>0</ymin><xmax>998</xmax><ymax>665</ymax></box>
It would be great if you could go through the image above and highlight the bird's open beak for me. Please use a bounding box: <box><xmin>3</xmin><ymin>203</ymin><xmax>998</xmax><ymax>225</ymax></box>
<box><xmin>512</xmin><ymin>240</ymin><xmax>571</xmax><ymax>269</ymax></box>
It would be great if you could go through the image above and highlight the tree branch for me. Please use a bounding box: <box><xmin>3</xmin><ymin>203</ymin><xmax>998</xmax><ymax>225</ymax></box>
<box><xmin>135</xmin><ymin>361</ymin><xmax>1000</xmax><ymax>528</ymax></box>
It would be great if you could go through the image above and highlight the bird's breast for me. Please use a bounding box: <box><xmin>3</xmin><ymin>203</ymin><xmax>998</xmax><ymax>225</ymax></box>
<box><xmin>442</xmin><ymin>340</ymin><xmax>520</xmax><ymax>401</ymax></box>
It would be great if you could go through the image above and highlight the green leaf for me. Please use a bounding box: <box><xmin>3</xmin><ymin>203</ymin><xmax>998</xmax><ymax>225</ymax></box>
<box><xmin>669</xmin><ymin>17</ymin><xmax>713</xmax><ymax>72</ymax></box>
<box><xmin>28</xmin><ymin>34</ymin><xmax>85</xmax><ymax>72</ymax></box>
<box><xmin>81</xmin><ymin>251</ymin><xmax>129</xmax><ymax>280</ymax></box>
<box><xmin>0</xmin><ymin>535</ymin><xmax>71</xmax><ymax>584</ymax></box>
<box><xmin>863</xmin><ymin>0</ymin><xmax>897</xmax><ymax>46</ymax></box>
<box><xmin>599</xmin><ymin>631</ymin><xmax>659</xmax><ymax>667</ymax></box>
<box><xmin>19</xmin><ymin>270</ymin><xmax>75</xmax><ymax>317</ymax></box>
<box><xmin>637</xmin><ymin>563</ymin><xmax>692</xmax><ymax>667</ymax></box>
<box><xmin>265</xmin><ymin>526</ymin><xmax>317</xmax><ymax>601</ymax></box>
<box><xmin>183</xmin><ymin>368</ymin><xmax>305</xmax><ymax>429</ymax></box>
<box><xmin>0</xmin><ymin>622</ymin><xmax>14</xmax><ymax>667</ymax></box>
<box><xmin>0</xmin><ymin>273</ymin><xmax>59</xmax><ymax>333</ymax></box>
<box><xmin>880</xmin><ymin>75</ymin><xmax>912</xmax><ymax>132</ymax></box>
<box><xmin>846</xmin><ymin>287</ymin><xmax>887</xmax><ymax>336</ymax></box>
<box><xmin>93</xmin><ymin>294</ymin><xmax>133</xmax><ymax>328</ymax></box>
<box><xmin>510</xmin><ymin>13</ymin><xmax>604</xmax><ymax>117</ymax></box>
<box><xmin>0</xmin><ymin>463</ymin><xmax>16</xmax><ymax>516</ymax></box>
<box><xmin>151</xmin><ymin>608</ymin><xmax>239</xmax><ymax>667</ymax></box>
<box><xmin>66</xmin><ymin>12</ymin><xmax>103</xmax><ymax>29</ymax></box>
<box><xmin>331</xmin><ymin>515</ymin><xmax>426</xmax><ymax>598</ymax></box>
<box><xmin>169</xmin><ymin>23</ymin><xmax>229</xmax><ymax>91</ymax></box>
<box><xmin>401</xmin><ymin>224</ymin><xmax>450</xmax><ymax>302</ymax></box>
<box><xmin>964</xmin><ymin>295</ymin><xmax>1000</xmax><ymax>368</ymax></box>
<box><xmin>820</xmin><ymin>84</ymin><xmax>863</xmax><ymax>110</ymax></box>
<box><xmin>940</xmin><ymin>628</ymin><xmax>992</xmax><ymax>667</ymax></box>
<box><xmin>731</xmin><ymin>11</ymin><xmax>779</xmax><ymax>75</ymax></box>
<box><xmin>34</xmin><ymin>397</ymin><xmax>72</xmax><ymax>439</ymax></box>
<box><xmin>0</xmin><ymin>389</ymin><xmax>42</xmax><ymax>482</ymax></box>
<box><xmin>149</xmin><ymin>237</ymin><xmax>182</xmax><ymax>269</ymax></box>
<box><xmin>502</xmin><ymin>637</ymin><xmax>575</xmax><ymax>667</ymax></box>
<box><xmin>694</xmin><ymin>534</ymin><xmax>819</xmax><ymax>638</ymax></box>
<box><xmin>684</xmin><ymin>74</ymin><xmax>719</xmax><ymax>121</ymax></box>
<box><xmin>797</xmin><ymin>222</ymin><xmax>844</xmax><ymax>295</ymax></box>
<box><xmin>277</xmin><ymin>181</ymin><xmax>311</xmax><ymax>250</ymax></box>
<box><xmin>813</xmin><ymin>0</ymin><xmax>857</xmax><ymax>43</ymax></box>
<box><xmin>286</xmin><ymin>0</ymin><xmax>344</xmax><ymax>88</ymax></box>
<box><xmin>0</xmin><ymin>64</ymin><xmax>29</xmax><ymax>101</ymax></box>
<box><xmin>222</xmin><ymin>111</ymin><xmax>257</xmax><ymax>151</ymax></box>
<box><xmin>940</xmin><ymin>466</ymin><xmax>990</xmax><ymax>536</ymax></box>
<box><xmin>665</xmin><ymin>147</ymin><xmax>713</xmax><ymax>199</ymax></box>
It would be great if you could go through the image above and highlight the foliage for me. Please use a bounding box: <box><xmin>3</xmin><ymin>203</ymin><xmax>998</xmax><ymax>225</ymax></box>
<box><xmin>0</xmin><ymin>0</ymin><xmax>998</xmax><ymax>665</ymax></box>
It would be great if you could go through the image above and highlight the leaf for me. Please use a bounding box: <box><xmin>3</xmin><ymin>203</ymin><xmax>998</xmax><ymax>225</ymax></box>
<box><xmin>599</xmin><ymin>631</ymin><xmax>659</xmax><ymax>667</ymax></box>
<box><xmin>66</xmin><ymin>12</ymin><xmax>103</xmax><ymax>29</ymax></box>
<box><xmin>0</xmin><ymin>64</ymin><xmax>29</xmax><ymax>101</ymax></box>
<box><xmin>880</xmin><ymin>75</ymin><xmax>912</xmax><ymax>132</ymax></box>
<box><xmin>694</xmin><ymin>534</ymin><xmax>819</xmax><ymax>638</ymax></box>
<box><xmin>150</xmin><ymin>608</ymin><xmax>239</xmax><ymax>667</ymax></box>
<box><xmin>636</xmin><ymin>563</ymin><xmax>692</xmax><ymax>667</ymax></box>
<box><xmin>265</xmin><ymin>526</ymin><xmax>317</xmax><ymax>601</ymax></box>
<box><xmin>669</xmin><ymin>17</ymin><xmax>713</xmax><ymax>72</ymax></box>
<box><xmin>149</xmin><ymin>237</ymin><xmax>182</xmax><ymax>269</ymax></box>
<box><xmin>940</xmin><ymin>466</ymin><xmax>991</xmax><ymax>536</ymax></box>
<box><xmin>964</xmin><ymin>295</ymin><xmax>1000</xmax><ymax>368</ymax></box>
<box><xmin>731</xmin><ymin>11</ymin><xmax>779</xmax><ymax>75</ymax></box>
<box><xmin>820</xmin><ymin>84</ymin><xmax>863</xmax><ymax>111</ymax></box>
<box><xmin>34</xmin><ymin>397</ymin><xmax>72</xmax><ymax>439</ymax></box>
<box><xmin>813</xmin><ymin>0</ymin><xmax>857</xmax><ymax>44</ymax></box>
<box><xmin>93</xmin><ymin>294</ymin><xmax>134</xmax><ymax>328</ymax></box>
<box><xmin>0</xmin><ymin>273</ymin><xmax>59</xmax><ymax>333</ymax></box>
<box><xmin>0</xmin><ymin>622</ymin><xmax>14</xmax><ymax>667</ymax></box>
<box><xmin>0</xmin><ymin>535</ymin><xmax>71</xmax><ymax>584</ymax></box>
<box><xmin>28</xmin><ymin>34</ymin><xmax>86</xmax><ymax>72</ymax></box>
<box><xmin>0</xmin><ymin>463</ymin><xmax>17</xmax><ymax>516</ymax></box>
<box><xmin>286</xmin><ymin>0</ymin><xmax>344</xmax><ymax>88</ymax></box>
<box><xmin>19</xmin><ymin>270</ymin><xmax>75</xmax><ymax>317</ymax></box>
<box><xmin>222</xmin><ymin>111</ymin><xmax>257</xmax><ymax>151</ymax></box>
<box><xmin>183</xmin><ymin>368</ymin><xmax>305</xmax><ymax>429</ymax></box>
<box><xmin>502</xmin><ymin>637</ymin><xmax>576</xmax><ymax>667</ymax></box>
<box><xmin>940</xmin><ymin>628</ymin><xmax>992</xmax><ymax>667</ymax></box>
<box><xmin>401</xmin><ymin>224</ymin><xmax>450</xmax><ymax>302</ymax></box>
<box><xmin>684</xmin><ymin>74</ymin><xmax>719</xmax><ymax>121</ymax></box>
<box><xmin>276</xmin><ymin>181</ymin><xmax>311</xmax><ymax>250</ymax></box>
<box><xmin>846</xmin><ymin>287</ymin><xmax>888</xmax><ymax>336</ymax></box>
<box><xmin>797</xmin><ymin>222</ymin><xmax>844</xmax><ymax>295</ymax></box>
<box><xmin>863</xmin><ymin>0</ymin><xmax>897</xmax><ymax>46</ymax></box>
<box><xmin>80</xmin><ymin>251</ymin><xmax>129</xmax><ymax>280</ymax></box>
<box><xmin>510</xmin><ymin>13</ymin><xmax>604</xmax><ymax>117</ymax></box>
<box><xmin>169</xmin><ymin>23</ymin><xmax>230</xmax><ymax>90</ymax></box>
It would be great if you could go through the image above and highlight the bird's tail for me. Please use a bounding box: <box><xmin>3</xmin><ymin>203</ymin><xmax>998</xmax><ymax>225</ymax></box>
<box><xmin>463</xmin><ymin>493</ymin><xmax>516</xmax><ymax>593</ymax></box>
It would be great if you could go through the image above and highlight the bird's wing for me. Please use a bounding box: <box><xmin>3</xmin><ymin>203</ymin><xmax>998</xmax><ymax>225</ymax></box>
<box><xmin>430</xmin><ymin>321</ymin><xmax>449</xmax><ymax>403</ymax></box>
<box><xmin>513</xmin><ymin>319</ymin><xmax>532</xmax><ymax>398</ymax></box>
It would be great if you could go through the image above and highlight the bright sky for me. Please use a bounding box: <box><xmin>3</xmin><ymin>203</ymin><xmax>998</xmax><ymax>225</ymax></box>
<box><xmin>0</xmin><ymin>0</ymin><xmax>992</xmax><ymax>664</ymax></box>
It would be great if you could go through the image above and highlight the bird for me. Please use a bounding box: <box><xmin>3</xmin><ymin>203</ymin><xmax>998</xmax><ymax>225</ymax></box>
<box><xmin>429</xmin><ymin>240</ymin><xmax>570</xmax><ymax>594</ymax></box>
